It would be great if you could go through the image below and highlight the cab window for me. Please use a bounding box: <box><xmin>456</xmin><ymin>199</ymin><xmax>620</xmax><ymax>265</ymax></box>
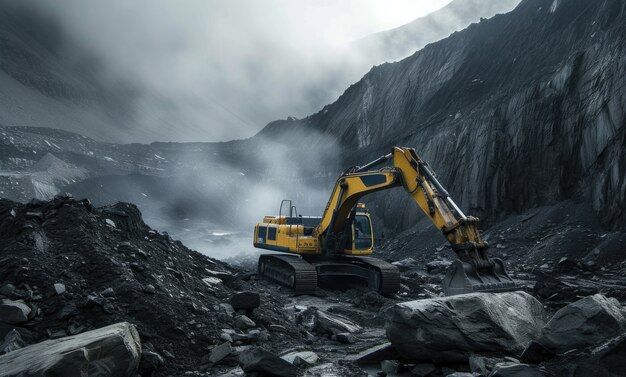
<box><xmin>353</xmin><ymin>215</ymin><xmax>372</xmax><ymax>249</ymax></box>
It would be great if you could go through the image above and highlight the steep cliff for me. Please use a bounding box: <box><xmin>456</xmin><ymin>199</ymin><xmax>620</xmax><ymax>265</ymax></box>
<box><xmin>264</xmin><ymin>0</ymin><xmax>626</xmax><ymax>232</ymax></box>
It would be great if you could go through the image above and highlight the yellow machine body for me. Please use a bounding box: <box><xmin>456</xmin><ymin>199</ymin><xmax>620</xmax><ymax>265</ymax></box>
<box><xmin>254</xmin><ymin>210</ymin><xmax>374</xmax><ymax>256</ymax></box>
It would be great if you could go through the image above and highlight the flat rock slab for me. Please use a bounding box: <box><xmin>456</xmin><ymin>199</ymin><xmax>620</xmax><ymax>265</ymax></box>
<box><xmin>386</xmin><ymin>291</ymin><xmax>545</xmax><ymax>363</ymax></box>
<box><xmin>0</xmin><ymin>322</ymin><xmax>141</xmax><ymax>377</ymax></box>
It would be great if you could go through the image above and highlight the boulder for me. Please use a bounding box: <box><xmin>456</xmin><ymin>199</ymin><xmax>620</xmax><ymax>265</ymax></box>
<box><xmin>538</xmin><ymin>294</ymin><xmax>626</xmax><ymax>352</ymax></box>
<box><xmin>0</xmin><ymin>300</ymin><xmax>31</xmax><ymax>324</ymax></box>
<box><xmin>238</xmin><ymin>347</ymin><xmax>297</xmax><ymax>377</ymax></box>
<box><xmin>386</xmin><ymin>292</ymin><xmax>545</xmax><ymax>363</ymax></box>
<box><xmin>0</xmin><ymin>322</ymin><xmax>141</xmax><ymax>376</ymax></box>
<box><xmin>229</xmin><ymin>291</ymin><xmax>260</xmax><ymax>310</ymax></box>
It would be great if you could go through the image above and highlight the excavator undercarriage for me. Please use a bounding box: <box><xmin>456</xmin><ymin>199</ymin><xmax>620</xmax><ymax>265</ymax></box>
<box><xmin>258</xmin><ymin>254</ymin><xmax>401</xmax><ymax>294</ymax></box>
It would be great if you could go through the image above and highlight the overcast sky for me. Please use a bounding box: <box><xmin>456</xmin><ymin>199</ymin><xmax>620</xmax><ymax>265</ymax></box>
<box><xmin>31</xmin><ymin>1</ymin><xmax>455</xmax><ymax>142</ymax></box>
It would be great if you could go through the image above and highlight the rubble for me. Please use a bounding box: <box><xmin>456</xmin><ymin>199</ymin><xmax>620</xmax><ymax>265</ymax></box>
<box><xmin>0</xmin><ymin>322</ymin><xmax>141</xmax><ymax>377</ymax></box>
<box><xmin>386</xmin><ymin>291</ymin><xmax>545</xmax><ymax>363</ymax></box>
<box><xmin>229</xmin><ymin>291</ymin><xmax>260</xmax><ymax>310</ymax></box>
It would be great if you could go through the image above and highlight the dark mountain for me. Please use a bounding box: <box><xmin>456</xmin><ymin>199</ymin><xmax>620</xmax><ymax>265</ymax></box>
<box><xmin>263</xmin><ymin>0</ymin><xmax>626</xmax><ymax>233</ymax></box>
<box><xmin>351</xmin><ymin>0</ymin><xmax>521</xmax><ymax>64</ymax></box>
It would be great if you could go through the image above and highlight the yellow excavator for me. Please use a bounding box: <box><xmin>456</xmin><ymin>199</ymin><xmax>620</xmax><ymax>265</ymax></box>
<box><xmin>253</xmin><ymin>147</ymin><xmax>516</xmax><ymax>296</ymax></box>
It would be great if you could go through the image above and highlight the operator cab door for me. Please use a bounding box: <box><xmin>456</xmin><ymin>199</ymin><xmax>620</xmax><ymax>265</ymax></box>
<box><xmin>343</xmin><ymin>214</ymin><xmax>373</xmax><ymax>254</ymax></box>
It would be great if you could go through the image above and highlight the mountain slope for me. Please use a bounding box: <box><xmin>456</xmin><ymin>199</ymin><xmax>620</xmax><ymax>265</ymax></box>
<box><xmin>267</xmin><ymin>0</ymin><xmax>625</xmax><ymax>232</ymax></box>
<box><xmin>352</xmin><ymin>0</ymin><xmax>521</xmax><ymax>64</ymax></box>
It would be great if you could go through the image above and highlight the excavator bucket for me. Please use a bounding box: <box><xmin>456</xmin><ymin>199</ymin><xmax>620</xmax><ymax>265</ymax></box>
<box><xmin>442</xmin><ymin>258</ymin><xmax>518</xmax><ymax>296</ymax></box>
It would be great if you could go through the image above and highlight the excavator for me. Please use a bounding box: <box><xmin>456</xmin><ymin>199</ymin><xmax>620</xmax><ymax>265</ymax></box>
<box><xmin>253</xmin><ymin>147</ymin><xmax>516</xmax><ymax>296</ymax></box>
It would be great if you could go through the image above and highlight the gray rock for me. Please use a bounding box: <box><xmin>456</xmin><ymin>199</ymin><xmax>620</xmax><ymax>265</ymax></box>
<box><xmin>1</xmin><ymin>329</ymin><xmax>24</xmax><ymax>355</ymax></box>
<box><xmin>0</xmin><ymin>322</ymin><xmax>141</xmax><ymax>376</ymax></box>
<box><xmin>281</xmin><ymin>350</ymin><xmax>318</xmax><ymax>366</ymax></box>
<box><xmin>100</xmin><ymin>288</ymin><xmax>115</xmax><ymax>297</ymax></box>
<box><xmin>233</xmin><ymin>315</ymin><xmax>256</xmax><ymax>330</ymax></box>
<box><xmin>488</xmin><ymin>362</ymin><xmax>546</xmax><ymax>377</ymax></box>
<box><xmin>54</xmin><ymin>283</ymin><xmax>66</xmax><ymax>295</ymax></box>
<box><xmin>411</xmin><ymin>363</ymin><xmax>436</xmax><ymax>377</ymax></box>
<box><xmin>238</xmin><ymin>347</ymin><xmax>297</xmax><ymax>377</ymax></box>
<box><xmin>314</xmin><ymin>309</ymin><xmax>361</xmax><ymax>336</ymax></box>
<box><xmin>469</xmin><ymin>354</ymin><xmax>510</xmax><ymax>375</ymax></box>
<box><xmin>229</xmin><ymin>291</ymin><xmax>260</xmax><ymax>310</ymax></box>
<box><xmin>0</xmin><ymin>284</ymin><xmax>16</xmax><ymax>296</ymax></box>
<box><xmin>336</xmin><ymin>332</ymin><xmax>356</xmax><ymax>344</ymax></box>
<box><xmin>0</xmin><ymin>300</ymin><xmax>32</xmax><ymax>324</ymax></box>
<box><xmin>381</xmin><ymin>360</ymin><xmax>400</xmax><ymax>374</ymax></box>
<box><xmin>426</xmin><ymin>260</ymin><xmax>452</xmax><ymax>274</ymax></box>
<box><xmin>209</xmin><ymin>342</ymin><xmax>233</xmax><ymax>364</ymax></box>
<box><xmin>345</xmin><ymin>342</ymin><xmax>400</xmax><ymax>364</ymax></box>
<box><xmin>386</xmin><ymin>291</ymin><xmax>545</xmax><ymax>363</ymax></box>
<box><xmin>219</xmin><ymin>303</ymin><xmax>235</xmax><ymax>316</ymax></box>
<box><xmin>538</xmin><ymin>294</ymin><xmax>626</xmax><ymax>352</ymax></box>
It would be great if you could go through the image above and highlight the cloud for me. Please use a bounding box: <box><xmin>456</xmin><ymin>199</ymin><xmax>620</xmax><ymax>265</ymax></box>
<box><xmin>13</xmin><ymin>0</ymin><xmax>453</xmax><ymax>142</ymax></box>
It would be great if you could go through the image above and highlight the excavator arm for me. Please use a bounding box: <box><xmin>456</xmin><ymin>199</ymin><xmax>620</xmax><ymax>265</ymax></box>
<box><xmin>316</xmin><ymin>147</ymin><xmax>516</xmax><ymax>295</ymax></box>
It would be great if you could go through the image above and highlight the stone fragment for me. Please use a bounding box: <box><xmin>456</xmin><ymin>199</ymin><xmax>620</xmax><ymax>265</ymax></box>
<box><xmin>314</xmin><ymin>309</ymin><xmax>361</xmax><ymax>335</ymax></box>
<box><xmin>54</xmin><ymin>283</ymin><xmax>66</xmax><ymax>295</ymax></box>
<box><xmin>336</xmin><ymin>332</ymin><xmax>356</xmax><ymax>344</ymax></box>
<box><xmin>0</xmin><ymin>300</ymin><xmax>32</xmax><ymax>324</ymax></box>
<box><xmin>281</xmin><ymin>350</ymin><xmax>318</xmax><ymax>366</ymax></box>
<box><xmin>386</xmin><ymin>292</ymin><xmax>545</xmax><ymax>363</ymax></box>
<box><xmin>238</xmin><ymin>347</ymin><xmax>297</xmax><ymax>377</ymax></box>
<box><xmin>0</xmin><ymin>322</ymin><xmax>141</xmax><ymax>377</ymax></box>
<box><xmin>233</xmin><ymin>315</ymin><xmax>256</xmax><ymax>330</ymax></box>
<box><xmin>345</xmin><ymin>342</ymin><xmax>400</xmax><ymax>364</ymax></box>
<box><xmin>0</xmin><ymin>284</ymin><xmax>16</xmax><ymax>296</ymax></box>
<box><xmin>209</xmin><ymin>342</ymin><xmax>233</xmax><ymax>364</ymax></box>
<box><xmin>1</xmin><ymin>329</ymin><xmax>24</xmax><ymax>355</ymax></box>
<box><xmin>229</xmin><ymin>291</ymin><xmax>260</xmax><ymax>310</ymax></box>
<box><xmin>538</xmin><ymin>294</ymin><xmax>626</xmax><ymax>352</ymax></box>
<box><xmin>488</xmin><ymin>362</ymin><xmax>546</xmax><ymax>377</ymax></box>
<box><xmin>381</xmin><ymin>360</ymin><xmax>400</xmax><ymax>374</ymax></box>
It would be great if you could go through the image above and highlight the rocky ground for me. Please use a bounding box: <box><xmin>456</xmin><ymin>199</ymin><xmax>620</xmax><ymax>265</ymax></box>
<box><xmin>0</xmin><ymin>196</ymin><xmax>625</xmax><ymax>377</ymax></box>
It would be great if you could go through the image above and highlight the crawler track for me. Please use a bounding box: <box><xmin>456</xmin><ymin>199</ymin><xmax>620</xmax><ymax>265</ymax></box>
<box><xmin>258</xmin><ymin>254</ymin><xmax>400</xmax><ymax>294</ymax></box>
<box><xmin>258</xmin><ymin>254</ymin><xmax>318</xmax><ymax>294</ymax></box>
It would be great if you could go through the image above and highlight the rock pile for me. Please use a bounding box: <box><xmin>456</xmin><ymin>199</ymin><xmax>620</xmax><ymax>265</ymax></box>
<box><xmin>0</xmin><ymin>196</ymin><xmax>305</xmax><ymax>376</ymax></box>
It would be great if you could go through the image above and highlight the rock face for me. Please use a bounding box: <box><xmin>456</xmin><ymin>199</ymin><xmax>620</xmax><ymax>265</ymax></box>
<box><xmin>0</xmin><ymin>322</ymin><xmax>141</xmax><ymax>377</ymax></box>
<box><xmin>386</xmin><ymin>291</ymin><xmax>545</xmax><ymax>363</ymax></box>
<box><xmin>259</xmin><ymin>0</ymin><xmax>626</xmax><ymax>233</ymax></box>
<box><xmin>538</xmin><ymin>293</ymin><xmax>626</xmax><ymax>352</ymax></box>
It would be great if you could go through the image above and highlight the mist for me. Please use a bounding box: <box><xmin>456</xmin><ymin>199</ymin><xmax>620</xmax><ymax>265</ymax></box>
<box><xmin>4</xmin><ymin>0</ymin><xmax>462</xmax><ymax>143</ymax></box>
